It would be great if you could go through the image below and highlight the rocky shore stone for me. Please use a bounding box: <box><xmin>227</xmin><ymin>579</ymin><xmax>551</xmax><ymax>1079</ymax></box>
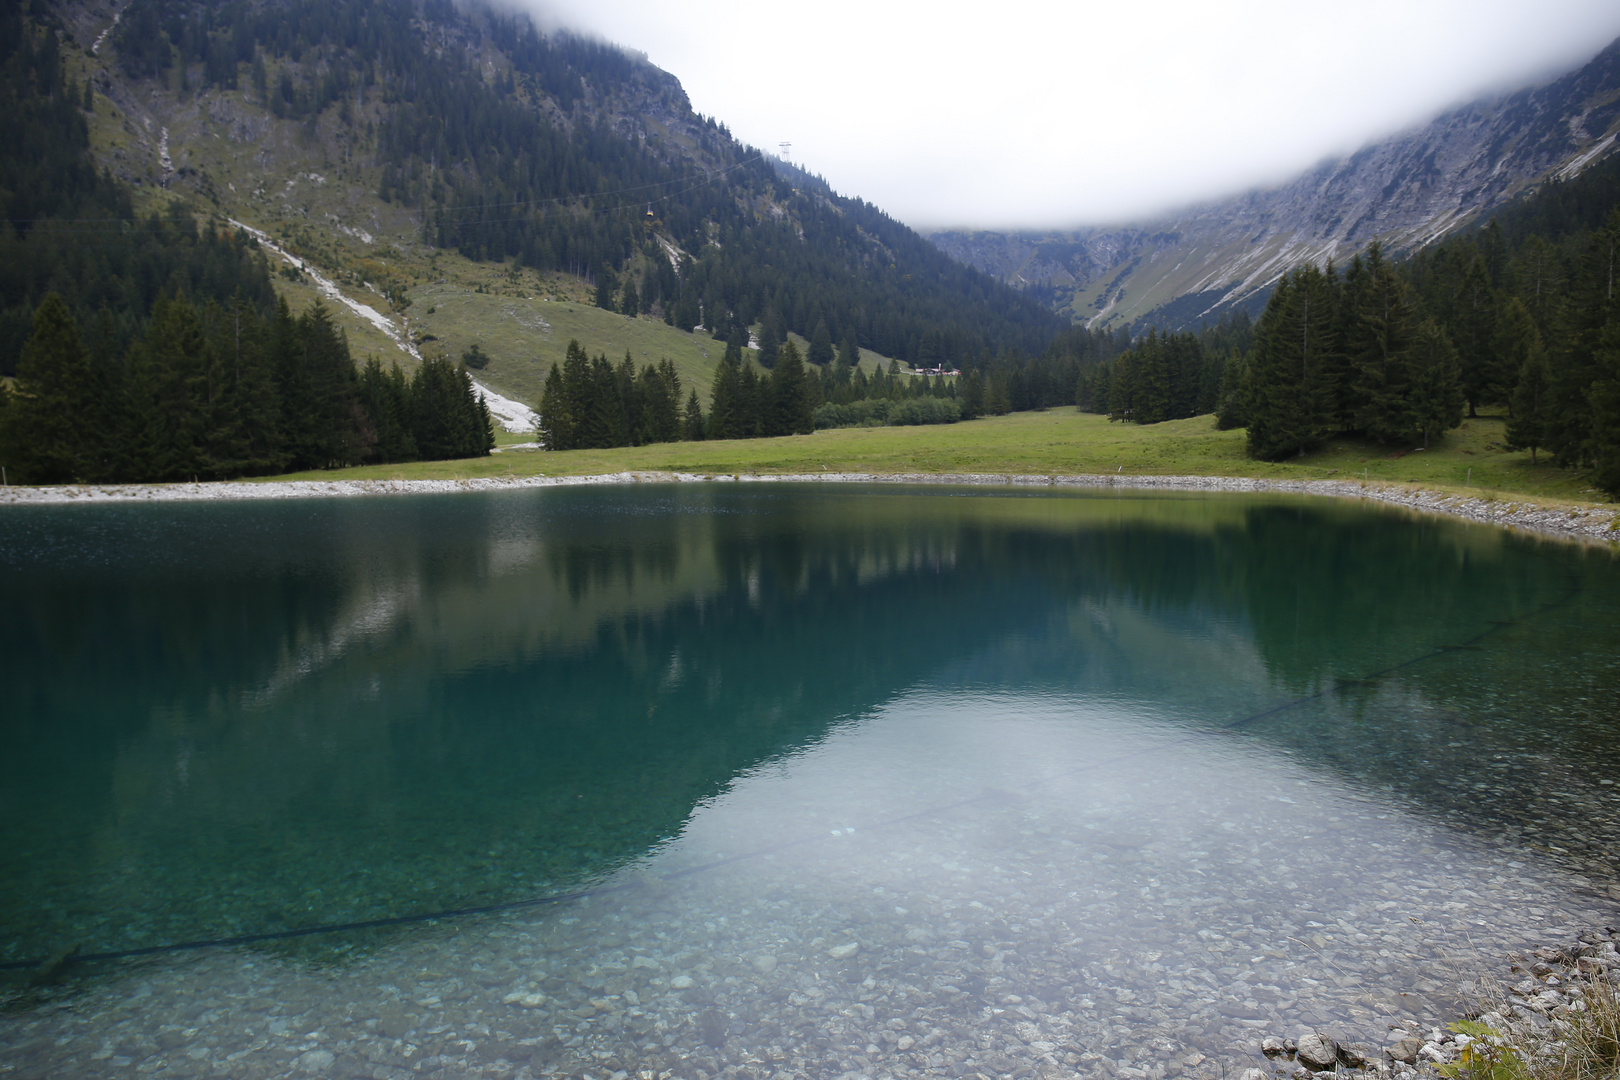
<box><xmin>1387</xmin><ymin>1035</ymin><xmax>1423</xmax><ymax>1064</ymax></box>
<box><xmin>1296</xmin><ymin>1032</ymin><xmax>1339</xmax><ymax>1071</ymax></box>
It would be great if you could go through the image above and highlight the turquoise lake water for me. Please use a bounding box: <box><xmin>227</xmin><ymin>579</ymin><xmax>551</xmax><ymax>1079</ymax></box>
<box><xmin>2</xmin><ymin>484</ymin><xmax>1618</xmax><ymax>1079</ymax></box>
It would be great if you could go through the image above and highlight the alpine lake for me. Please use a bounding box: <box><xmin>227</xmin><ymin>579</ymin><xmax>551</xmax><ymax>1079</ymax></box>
<box><xmin>2</xmin><ymin>482</ymin><xmax>1619</xmax><ymax>1080</ymax></box>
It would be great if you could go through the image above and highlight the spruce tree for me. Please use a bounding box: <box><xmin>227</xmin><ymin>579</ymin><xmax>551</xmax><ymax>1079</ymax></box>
<box><xmin>1451</xmin><ymin>256</ymin><xmax>1503</xmax><ymax>416</ymax></box>
<box><xmin>8</xmin><ymin>293</ymin><xmax>94</xmax><ymax>482</ymax></box>
<box><xmin>1588</xmin><ymin>333</ymin><xmax>1620</xmax><ymax>496</ymax></box>
<box><xmin>837</xmin><ymin>333</ymin><xmax>859</xmax><ymax>369</ymax></box>
<box><xmin>584</xmin><ymin>352</ymin><xmax>619</xmax><ymax>448</ymax></box>
<box><xmin>755</xmin><ymin>309</ymin><xmax>783</xmax><ymax>370</ymax></box>
<box><xmin>1348</xmin><ymin>244</ymin><xmax>1419</xmax><ymax>444</ymax></box>
<box><xmin>1505</xmin><ymin>328</ymin><xmax>1551</xmax><ymax>466</ymax></box>
<box><xmin>737</xmin><ymin>362</ymin><xmax>763</xmax><ymax>435</ymax></box>
<box><xmin>769</xmin><ymin>339</ymin><xmax>813</xmax><ymax>436</ymax></box>
<box><xmin>1543</xmin><ymin>213</ymin><xmax>1620</xmax><ymax>467</ymax></box>
<box><xmin>961</xmin><ymin>369</ymin><xmax>985</xmax><ymax>419</ymax></box>
<box><xmin>560</xmin><ymin>340</ymin><xmax>596</xmax><ymax>449</ymax></box>
<box><xmin>683</xmin><ymin>390</ymin><xmax>705</xmax><ymax>440</ymax></box>
<box><xmin>611</xmin><ymin>352</ymin><xmax>637</xmax><ymax>446</ymax></box>
<box><xmin>1245</xmin><ymin>265</ymin><xmax>1339</xmax><ymax>459</ymax></box>
<box><xmin>359</xmin><ymin>357</ymin><xmax>417</xmax><ymax>462</ymax></box>
<box><xmin>1407</xmin><ymin>320</ymin><xmax>1464</xmax><ymax>449</ymax></box>
<box><xmin>594</xmin><ymin>267</ymin><xmax>617</xmax><ymax>311</ymax></box>
<box><xmin>708</xmin><ymin>343</ymin><xmax>742</xmax><ymax>439</ymax></box>
<box><xmin>808</xmin><ymin>319</ymin><xmax>834</xmax><ymax>367</ymax></box>
<box><xmin>127</xmin><ymin>291</ymin><xmax>212</xmax><ymax>481</ymax></box>
<box><xmin>538</xmin><ymin>361</ymin><xmax>569</xmax><ymax>450</ymax></box>
<box><xmin>1512</xmin><ymin>236</ymin><xmax>1564</xmax><ymax>337</ymax></box>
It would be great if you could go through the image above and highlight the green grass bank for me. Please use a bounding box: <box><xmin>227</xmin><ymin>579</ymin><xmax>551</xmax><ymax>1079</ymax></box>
<box><xmin>271</xmin><ymin>408</ymin><xmax>1612</xmax><ymax>510</ymax></box>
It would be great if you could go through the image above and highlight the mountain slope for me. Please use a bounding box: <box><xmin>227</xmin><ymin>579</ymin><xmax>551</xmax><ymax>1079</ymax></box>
<box><xmin>41</xmin><ymin>0</ymin><xmax>1061</xmax><ymax>396</ymax></box>
<box><xmin>930</xmin><ymin>37</ymin><xmax>1620</xmax><ymax>331</ymax></box>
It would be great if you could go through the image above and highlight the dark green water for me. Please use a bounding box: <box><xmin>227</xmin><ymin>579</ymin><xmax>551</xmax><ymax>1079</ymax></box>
<box><xmin>2</xmin><ymin>484</ymin><xmax>1618</xmax><ymax>1078</ymax></box>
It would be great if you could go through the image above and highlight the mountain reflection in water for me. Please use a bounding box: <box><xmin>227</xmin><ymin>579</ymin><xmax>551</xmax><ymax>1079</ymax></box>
<box><xmin>1</xmin><ymin>484</ymin><xmax>1617</xmax><ymax>1079</ymax></box>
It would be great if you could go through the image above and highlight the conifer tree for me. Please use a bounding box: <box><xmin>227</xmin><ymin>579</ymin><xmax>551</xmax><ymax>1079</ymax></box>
<box><xmin>560</xmin><ymin>340</ymin><xmax>597</xmax><ymax>449</ymax></box>
<box><xmin>1348</xmin><ymin>245</ymin><xmax>1419</xmax><ymax>444</ymax></box>
<box><xmin>1451</xmin><ymin>255</ymin><xmax>1503</xmax><ymax>416</ymax></box>
<box><xmin>7</xmin><ymin>293</ymin><xmax>95</xmax><ymax>482</ymax></box>
<box><xmin>808</xmin><ymin>319</ymin><xmax>834</xmax><ymax>367</ymax></box>
<box><xmin>1213</xmin><ymin>351</ymin><xmax>1249</xmax><ymax>430</ymax></box>
<box><xmin>961</xmin><ymin>369</ymin><xmax>985</xmax><ymax>419</ymax></box>
<box><xmin>683</xmin><ymin>390</ymin><xmax>705</xmax><ymax>440</ymax></box>
<box><xmin>212</xmin><ymin>297</ymin><xmax>283</xmax><ymax>476</ymax></box>
<box><xmin>837</xmin><ymin>333</ymin><xmax>859</xmax><ymax>369</ymax></box>
<box><xmin>1588</xmin><ymin>331</ymin><xmax>1620</xmax><ymax>495</ymax></box>
<box><xmin>1407</xmin><ymin>320</ymin><xmax>1464</xmax><ymax>449</ymax></box>
<box><xmin>127</xmin><ymin>291</ymin><xmax>213</xmax><ymax>481</ymax></box>
<box><xmin>708</xmin><ymin>343</ymin><xmax>742</xmax><ymax>440</ymax></box>
<box><xmin>583</xmin><ymin>352</ymin><xmax>619</xmax><ymax>449</ymax></box>
<box><xmin>538</xmin><ymin>361</ymin><xmax>569</xmax><ymax>450</ymax></box>
<box><xmin>755</xmin><ymin>309</ymin><xmax>783</xmax><ymax>370</ymax></box>
<box><xmin>1512</xmin><ymin>236</ymin><xmax>1564</xmax><ymax>337</ymax></box>
<box><xmin>769</xmin><ymin>339</ymin><xmax>813</xmax><ymax>436</ymax></box>
<box><xmin>1505</xmin><ymin>323</ymin><xmax>1551</xmax><ymax>466</ymax></box>
<box><xmin>359</xmin><ymin>358</ymin><xmax>418</xmax><ymax>462</ymax></box>
<box><xmin>1544</xmin><ymin>213</ymin><xmax>1620</xmax><ymax>467</ymax></box>
<box><xmin>611</xmin><ymin>352</ymin><xmax>637</xmax><ymax>446</ymax></box>
<box><xmin>737</xmin><ymin>362</ymin><xmax>763</xmax><ymax>436</ymax></box>
<box><xmin>1245</xmin><ymin>265</ymin><xmax>1339</xmax><ymax>459</ymax></box>
<box><xmin>594</xmin><ymin>267</ymin><xmax>617</xmax><ymax>311</ymax></box>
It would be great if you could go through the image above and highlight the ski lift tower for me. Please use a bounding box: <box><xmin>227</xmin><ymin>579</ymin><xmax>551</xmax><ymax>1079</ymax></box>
<box><xmin>778</xmin><ymin>141</ymin><xmax>791</xmax><ymax>162</ymax></box>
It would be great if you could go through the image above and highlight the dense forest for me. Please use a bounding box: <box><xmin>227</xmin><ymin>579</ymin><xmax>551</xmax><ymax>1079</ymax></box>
<box><xmin>0</xmin><ymin>0</ymin><xmax>493</xmax><ymax>483</ymax></box>
<box><xmin>0</xmin><ymin>291</ymin><xmax>493</xmax><ymax>483</ymax></box>
<box><xmin>1213</xmin><ymin>150</ymin><xmax>1620</xmax><ymax>493</ymax></box>
<box><xmin>0</xmin><ymin>0</ymin><xmax>276</xmax><ymax>376</ymax></box>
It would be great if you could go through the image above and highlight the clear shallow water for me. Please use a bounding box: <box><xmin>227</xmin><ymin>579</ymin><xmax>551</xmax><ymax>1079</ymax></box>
<box><xmin>2</xmin><ymin>484</ymin><xmax>1619</xmax><ymax>1079</ymax></box>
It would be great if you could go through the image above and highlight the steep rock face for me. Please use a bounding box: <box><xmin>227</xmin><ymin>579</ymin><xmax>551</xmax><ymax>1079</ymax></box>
<box><xmin>930</xmin><ymin>37</ymin><xmax>1620</xmax><ymax>330</ymax></box>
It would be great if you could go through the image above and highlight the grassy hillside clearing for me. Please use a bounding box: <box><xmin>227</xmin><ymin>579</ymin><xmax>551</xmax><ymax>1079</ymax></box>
<box><xmin>408</xmin><ymin>290</ymin><xmax>897</xmax><ymax>411</ymax></box>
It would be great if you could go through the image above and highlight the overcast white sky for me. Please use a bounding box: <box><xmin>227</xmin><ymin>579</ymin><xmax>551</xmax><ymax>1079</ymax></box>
<box><xmin>517</xmin><ymin>0</ymin><xmax>1620</xmax><ymax>231</ymax></box>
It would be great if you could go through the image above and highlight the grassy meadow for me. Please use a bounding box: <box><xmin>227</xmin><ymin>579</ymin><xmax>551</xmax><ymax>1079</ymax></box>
<box><xmin>273</xmin><ymin>407</ymin><xmax>1614</xmax><ymax>508</ymax></box>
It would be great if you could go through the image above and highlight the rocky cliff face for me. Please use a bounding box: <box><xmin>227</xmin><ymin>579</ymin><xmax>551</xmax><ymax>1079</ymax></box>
<box><xmin>930</xmin><ymin>37</ymin><xmax>1620</xmax><ymax>330</ymax></box>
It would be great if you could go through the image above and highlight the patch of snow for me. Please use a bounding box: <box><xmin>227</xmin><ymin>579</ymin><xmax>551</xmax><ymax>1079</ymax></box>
<box><xmin>471</xmin><ymin>380</ymin><xmax>538</xmax><ymax>434</ymax></box>
<box><xmin>229</xmin><ymin>218</ymin><xmax>422</xmax><ymax>362</ymax></box>
<box><xmin>231</xmin><ymin>218</ymin><xmax>537</xmax><ymax>433</ymax></box>
<box><xmin>336</xmin><ymin>224</ymin><xmax>375</xmax><ymax>245</ymax></box>
<box><xmin>1558</xmin><ymin>133</ymin><xmax>1617</xmax><ymax>181</ymax></box>
<box><xmin>157</xmin><ymin>127</ymin><xmax>173</xmax><ymax>187</ymax></box>
<box><xmin>657</xmin><ymin>236</ymin><xmax>683</xmax><ymax>271</ymax></box>
<box><xmin>91</xmin><ymin>4</ymin><xmax>124</xmax><ymax>55</ymax></box>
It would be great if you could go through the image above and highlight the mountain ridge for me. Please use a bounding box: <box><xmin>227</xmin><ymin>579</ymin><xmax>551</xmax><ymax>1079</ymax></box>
<box><xmin>33</xmin><ymin>0</ymin><xmax>1059</xmax><ymax>385</ymax></box>
<box><xmin>928</xmin><ymin>36</ymin><xmax>1620</xmax><ymax>331</ymax></box>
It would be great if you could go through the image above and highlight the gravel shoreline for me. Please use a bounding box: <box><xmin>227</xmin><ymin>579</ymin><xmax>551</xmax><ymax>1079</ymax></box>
<box><xmin>2</xmin><ymin>471</ymin><xmax>1615</xmax><ymax>543</ymax></box>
